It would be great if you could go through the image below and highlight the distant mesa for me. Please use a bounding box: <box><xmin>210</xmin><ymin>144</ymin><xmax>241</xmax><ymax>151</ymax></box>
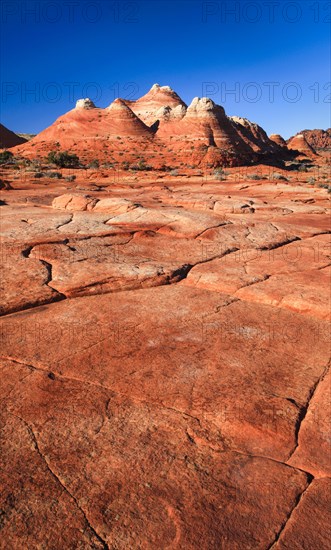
<box><xmin>0</xmin><ymin>123</ymin><xmax>27</xmax><ymax>148</ymax></box>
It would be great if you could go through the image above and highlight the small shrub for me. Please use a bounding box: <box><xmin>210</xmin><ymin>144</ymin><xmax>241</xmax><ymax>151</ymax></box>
<box><xmin>273</xmin><ymin>173</ymin><xmax>288</xmax><ymax>181</ymax></box>
<box><xmin>307</xmin><ymin>177</ymin><xmax>316</xmax><ymax>184</ymax></box>
<box><xmin>247</xmin><ymin>173</ymin><xmax>263</xmax><ymax>180</ymax></box>
<box><xmin>48</xmin><ymin>171</ymin><xmax>62</xmax><ymax>179</ymax></box>
<box><xmin>88</xmin><ymin>159</ymin><xmax>100</xmax><ymax>169</ymax></box>
<box><xmin>131</xmin><ymin>160</ymin><xmax>152</xmax><ymax>171</ymax></box>
<box><xmin>47</xmin><ymin>151</ymin><xmax>80</xmax><ymax>168</ymax></box>
<box><xmin>0</xmin><ymin>150</ymin><xmax>14</xmax><ymax>164</ymax></box>
<box><xmin>65</xmin><ymin>175</ymin><xmax>76</xmax><ymax>182</ymax></box>
<box><xmin>214</xmin><ymin>168</ymin><xmax>228</xmax><ymax>181</ymax></box>
<box><xmin>34</xmin><ymin>172</ymin><xmax>45</xmax><ymax>178</ymax></box>
<box><xmin>297</xmin><ymin>164</ymin><xmax>308</xmax><ymax>172</ymax></box>
<box><xmin>170</xmin><ymin>169</ymin><xmax>179</xmax><ymax>176</ymax></box>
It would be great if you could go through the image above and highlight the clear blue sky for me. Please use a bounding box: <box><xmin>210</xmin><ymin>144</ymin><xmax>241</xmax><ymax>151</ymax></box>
<box><xmin>1</xmin><ymin>0</ymin><xmax>330</xmax><ymax>138</ymax></box>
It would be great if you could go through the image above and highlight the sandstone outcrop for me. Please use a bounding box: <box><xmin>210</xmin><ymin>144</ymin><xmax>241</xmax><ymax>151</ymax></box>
<box><xmin>75</xmin><ymin>98</ymin><xmax>96</xmax><ymax>109</ymax></box>
<box><xmin>0</xmin><ymin>161</ymin><xmax>330</xmax><ymax>547</ymax></box>
<box><xmin>126</xmin><ymin>83</ymin><xmax>187</xmax><ymax>124</ymax></box>
<box><xmin>12</xmin><ymin>84</ymin><xmax>314</xmax><ymax>168</ymax></box>
<box><xmin>292</xmin><ymin>128</ymin><xmax>331</xmax><ymax>150</ymax></box>
<box><xmin>287</xmin><ymin>133</ymin><xmax>317</xmax><ymax>157</ymax></box>
<box><xmin>269</xmin><ymin>133</ymin><xmax>287</xmax><ymax>147</ymax></box>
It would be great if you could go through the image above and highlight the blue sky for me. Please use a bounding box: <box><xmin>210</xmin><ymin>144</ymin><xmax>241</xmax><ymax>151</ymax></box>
<box><xmin>1</xmin><ymin>0</ymin><xmax>330</xmax><ymax>138</ymax></box>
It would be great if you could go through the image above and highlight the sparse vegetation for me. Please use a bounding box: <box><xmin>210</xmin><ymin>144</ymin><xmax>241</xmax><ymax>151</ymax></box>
<box><xmin>131</xmin><ymin>160</ymin><xmax>152</xmax><ymax>171</ymax></box>
<box><xmin>47</xmin><ymin>151</ymin><xmax>80</xmax><ymax>168</ymax></box>
<box><xmin>319</xmin><ymin>183</ymin><xmax>331</xmax><ymax>192</ymax></box>
<box><xmin>65</xmin><ymin>175</ymin><xmax>76</xmax><ymax>182</ymax></box>
<box><xmin>48</xmin><ymin>171</ymin><xmax>62</xmax><ymax>179</ymax></box>
<box><xmin>0</xmin><ymin>151</ymin><xmax>14</xmax><ymax>164</ymax></box>
<box><xmin>88</xmin><ymin>159</ymin><xmax>100</xmax><ymax>169</ymax></box>
<box><xmin>214</xmin><ymin>168</ymin><xmax>228</xmax><ymax>181</ymax></box>
<box><xmin>34</xmin><ymin>172</ymin><xmax>45</xmax><ymax>178</ymax></box>
<box><xmin>247</xmin><ymin>173</ymin><xmax>263</xmax><ymax>180</ymax></box>
<box><xmin>273</xmin><ymin>173</ymin><xmax>288</xmax><ymax>181</ymax></box>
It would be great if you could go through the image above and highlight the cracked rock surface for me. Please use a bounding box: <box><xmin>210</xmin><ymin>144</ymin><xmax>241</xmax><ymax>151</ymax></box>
<box><xmin>0</xmin><ymin>167</ymin><xmax>330</xmax><ymax>548</ymax></box>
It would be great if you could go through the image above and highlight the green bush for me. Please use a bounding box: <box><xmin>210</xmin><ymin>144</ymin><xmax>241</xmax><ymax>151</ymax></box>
<box><xmin>214</xmin><ymin>168</ymin><xmax>228</xmax><ymax>180</ymax></box>
<box><xmin>273</xmin><ymin>173</ymin><xmax>288</xmax><ymax>181</ymax></box>
<box><xmin>131</xmin><ymin>160</ymin><xmax>152</xmax><ymax>171</ymax></box>
<box><xmin>65</xmin><ymin>175</ymin><xmax>76</xmax><ymax>182</ymax></box>
<box><xmin>34</xmin><ymin>172</ymin><xmax>45</xmax><ymax>178</ymax></box>
<box><xmin>88</xmin><ymin>159</ymin><xmax>99</xmax><ymax>169</ymax></box>
<box><xmin>47</xmin><ymin>151</ymin><xmax>80</xmax><ymax>168</ymax></box>
<box><xmin>0</xmin><ymin>150</ymin><xmax>14</xmax><ymax>164</ymax></box>
<box><xmin>48</xmin><ymin>171</ymin><xmax>62</xmax><ymax>179</ymax></box>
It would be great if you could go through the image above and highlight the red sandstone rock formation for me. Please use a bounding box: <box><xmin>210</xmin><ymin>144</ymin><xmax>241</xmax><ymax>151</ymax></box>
<box><xmin>287</xmin><ymin>133</ymin><xmax>317</xmax><ymax>157</ymax></box>
<box><xmin>125</xmin><ymin>83</ymin><xmax>187</xmax><ymax>125</ymax></box>
<box><xmin>229</xmin><ymin>117</ymin><xmax>281</xmax><ymax>154</ymax></box>
<box><xmin>269</xmin><ymin>133</ymin><xmax>288</xmax><ymax>148</ymax></box>
<box><xmin>12</xmin><ymin>85</ymin><xmax>296</xmax><ymax>168</ymax></box>
<box><xmin>292</xmin><ymin>129</ymin><xmax>331</xmax><ymax>151</ymax></box>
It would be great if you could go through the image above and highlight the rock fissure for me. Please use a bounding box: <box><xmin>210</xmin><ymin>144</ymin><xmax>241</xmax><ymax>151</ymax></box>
<box><xmin>286</xmin><ymin>362</ymin><xmax>331</xmax><ymax>462</ymax></box>
<box><xmin>266</xmin><ymin>478</ymin><xmax>314</xmax><ymax>549</ymax></box>
<box><xmin>1</xmin><ymin>356</ymin><xmax>325</xmax><ymax>481</ymax></box>
<box><xmin>55</xmin><ymin>214</ymin><xmax>74</xmax><ymax>230</ymax></box>
<box><xmin>258</xmin><ymin>236</ymin><xmax>301</xmax><ymax>251</ymax></box>
<box><xmin>11</xmin><ymin>414</ymin><xmax>109</xmax><ymax>549</ymax></box>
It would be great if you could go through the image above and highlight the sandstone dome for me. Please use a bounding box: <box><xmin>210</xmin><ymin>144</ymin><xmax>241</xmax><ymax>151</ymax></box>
<box><xmin>75</xmin><ymin>98</ymin><xmax>96</xmax><ymax>109</ymax></box>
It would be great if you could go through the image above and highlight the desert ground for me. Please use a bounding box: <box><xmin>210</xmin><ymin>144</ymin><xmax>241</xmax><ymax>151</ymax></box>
<box><xmin>0</xmin><ymin>158</ymin><xmax>330</xmax><ymax>548</ymax></box>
